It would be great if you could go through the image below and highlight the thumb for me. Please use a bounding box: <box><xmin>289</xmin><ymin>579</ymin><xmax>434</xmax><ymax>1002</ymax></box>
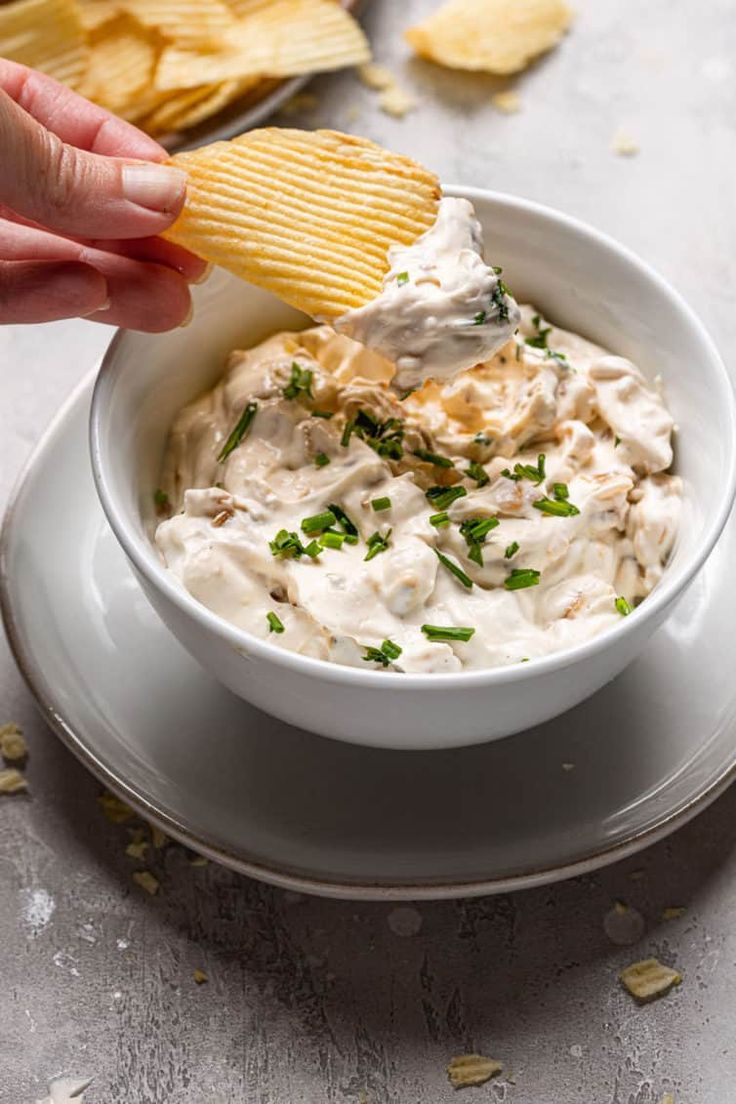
<box><xmin>0</xmin><ymin>89</ymin><xmax>187</xmax><ymax>239</ymax></box>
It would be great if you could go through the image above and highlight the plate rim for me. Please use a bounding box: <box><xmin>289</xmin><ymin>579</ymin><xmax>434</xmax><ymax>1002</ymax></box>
<box><xmin>3</xmin><ymin>375</ymin><xmax>736</xmax><ymax>901</ymax></box>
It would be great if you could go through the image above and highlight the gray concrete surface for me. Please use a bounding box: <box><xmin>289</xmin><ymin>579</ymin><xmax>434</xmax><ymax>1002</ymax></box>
<box><xmin>2</xmin><ymin>0</ymin><xmax>736</xmax><ymax>1099</ymax></box>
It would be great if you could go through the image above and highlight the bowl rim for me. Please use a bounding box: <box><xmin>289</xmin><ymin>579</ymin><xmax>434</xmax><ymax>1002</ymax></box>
<box><xmin>90</xmin><ymin>185</ymin><xmax>736</xmax><ymax>691</ymax></box>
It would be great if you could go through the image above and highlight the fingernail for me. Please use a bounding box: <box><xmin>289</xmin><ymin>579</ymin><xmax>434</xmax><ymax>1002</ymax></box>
<box><xmin>192</xmin><ymin>262</ymin><xmax>213</xmax><ymax>286</ymax></box>
<box><xmin>82</xmin><ymin>296</ymin><xmax>111</xmax><ymax>317</ymax></box>
<box><xmin>122</xmin><ymin>163</ymin><xmax>187</xmax><ymax>213</ymax></box>
<box><xmin>179</xmin><ymin>299</ymin><xmax>194</xmax><ymax>328</ymax></box>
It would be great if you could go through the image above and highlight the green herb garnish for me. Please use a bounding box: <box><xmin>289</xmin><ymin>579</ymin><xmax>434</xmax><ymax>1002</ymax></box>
<box><xmin>425</xmin><ymin>484</ymin><xmax>468</xmax><ymax>510</ymax></box>
<box><xmin>154</xmin><ymin>488</ymin><xmax>170</xmax><ymax>513</ymax></box>
<box><xmin>314</xmin><ymin>452</ymin><xmax>330</xmax><ymax>468</ymax></box>
<box><xmin>614</xmin><ymin>435</ymin><xmax>621</xmax><ymax>448</ymax></box>
<box><xmin>434</xmin><ymin>548</ymin><xmax>473</xmax><ymax>589</ymax></box>
<box><xmin>345</xmin><ymin>408</ymin><xmax>405</xmax><ymax>460</ymax></box>
<box><xmin>525</xmin><ymin>314</ymin><xmax>551</xmax><ymax>349</ymax></box>
<box><xmin>465</xmin><ymin>460</ymin><xmax>489</xmax><ymax>487</ymax></box>
<box><xmin>493</xmin><ymin>265</ymin><xmax>503</xmax><ymax>275</ymax></box>
<box><xmin>217</xmin><ymin>401</ymin><xmax>257</xmax><ymax>462</ymax></box>
<box><xmin>396</xmin><ymin>272</ymin><xmax>409</xmax><ymax>286</ymax></box>
<box><xmin>283</xmin><ymin>361</ymin><xmax>313</xmax><ymax>401</ymax></box>
<box><xmin>304</xmin><ymin>540</ymin><xmax>321</xmax><ymax>558</ymax></box>
<box><xmin>312</xmin><ymin>409</ymin><xmax>334</xmax><ymax>420</ymax></box>
<box><xmin>429</xmin><ymin>511</ymin><xmax>451</xmax><ymax>528</ymax></box>
<box><xmin>371</xmin><ymin>496</ymin><xmax>392</xmax><ymax>512</ymax></box>
<box><xmin>421</xmin><ymin>624</ymin><xmax>475</xmax><ymax>643</ymax></box>
<box><xmin>552</xmin><ymin>482</ymin><xmax>569</xmax><ymax>500</ymax></box>
<box><xmin>364</xmin><ymin>529</ymin><xmax>392</xmax><ymax>562</ymax></box>
<box><xmin>615</xmin><ymin>596</ymin><xmax>633</xmax><ymax>616</ymax></box>
<box><xmin>490</xmin><ymin>279</ymin><xmax>512</xmax><ymax>323</ymax></box>
<box><xmin>413</xmin><ymin>448</ymin><xmax>454</xmax><ymax>468</ymax></box>
<box><xmin>319</xmin><ymin>531</ymin><xmax>345</xmax><ymax>550</ymax></box>
<box><xmin>459</xmin><ymin>516</ymin><xmax>499</xmax><ymax>566</ymax></box>
<box><xmin>267</xmin><ymin>611</ymin><xmax>285</xmax><ymax>634</ymax></box>
<box><xmin>504</xmin><ymin>568</ymin><xmax>541</xmax><ymax>590</ymax></box>
<box><xmin>473</xmin><ymin>432</ymin><xmax>492</xmax><ymax>446</ymax></box>
<box><xmin>327</xmin><ymin>503</ymin><xmax>359</xmax><ymax>537</ymax></box>
<box><xmin>301</xmin><ymin>509</ymin><xmax>337</xmax><ymax>535</ymax></box>
<box><xmin>269</xmin><ymin>529</ymin><xmax>305</xmax><ymax>559</ymax></box>
<box><xmin>504</xmin><ymin>541</ymin><xmax>519</xmax><ymax>559</ymax></box>
<box><xmin>533</xmin><ymin>497</ymin><xmax>580</xmax><ymax>517</ymax></box>
<box><xmin>501</xmin><ymin>453</ymin><xmax>546</xmax><ymax>486</ymax></box>
<box><xmin>473</xmin><ymin>311</ymin><xmax>487</xmax><ymax>325</ymax></box>
<box><xmin>341</xmin><ymin>418</ymin><xmax>355</xmax><ymax>447</ymax></box>
<box><xmin>363</xmin><ymin>638</ymin><xmax>403</xmax><ymax>667</ymax></box>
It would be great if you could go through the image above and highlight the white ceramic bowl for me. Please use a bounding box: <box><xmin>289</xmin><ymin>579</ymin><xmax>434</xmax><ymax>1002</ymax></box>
<box><xmin>90</xmin><ymin>187</ymin><xmax>736</xmax><ymax>751</ymax></box>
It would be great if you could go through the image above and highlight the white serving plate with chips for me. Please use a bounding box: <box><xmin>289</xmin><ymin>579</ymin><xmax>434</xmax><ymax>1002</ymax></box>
<box><xmin>3</xmin><ymin>371</ymin><xmax>736</xmax><ymax>898</ymax></box>
<box><xmin>166</xmin><ymin>0</ymin><xmax>366</xmax><ymax>151</ymax></box>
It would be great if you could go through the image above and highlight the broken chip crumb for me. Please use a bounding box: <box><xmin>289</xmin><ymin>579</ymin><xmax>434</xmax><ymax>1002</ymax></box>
<box><xmin>612</xmin><ymin>128</ymin><xmax>640</xmax><ymax>156</ymax></box>
<box><xmin>620</xmin><ymin>958</ymin><xmax>682</xmax><ymax>1003</ymax></box>
<box><xmin>357</xmin><ymin>62</ymin><xmax>394</xmax><ymax>90</ymax></box>
<box><xmin>125</xmin><ymin>840</ymin><xmax>149</xmax><ymax>861</ymax></box>
<box><xmin>193</xmin><ymin>968</ymin><xmax>208</xmax><ymax>984</ymax></box>
<box><xmin>491</xmin><ymin>90</ymin><xmax>521</xmax><ymax>113</ymax></box>
<box><xmin>659</xmin><ymin>1094</ymin><xmax>674</xmax><ymax>1104</ymax></box>
<box><xmin>379</xmin><ymin>86</ymin><xmax>417</xmax><ymax>118</ymax></box>
<box><xmin>0</xmin><ymin>767</ymin><xmax>27</xmax><ymax>794</ymax></box>
<box><xmin>150</xmin><ymin>827</ymin><xmax>169</xmax><ymax>849</ymax></box>
<box><xmin>279</xmin><ymin>91</ymin><xmax>319</xmax><ymax>115</ymax></box>
<box><xmin>99</xmin><ymin>791</ymin><xmax>136</xmax><ymax>824</ymax></box>
<box><xmin>132</xmin><ymin>870</ymin><xmax>160</xmax><ymax>896</ymax></box>
<box><xmin>447</xmin><ymin>1054</ymin><xmax>503</xmax><ymax>1088</ymax></box>
<box><xmin>661</xmin><ymin>907</ymin><xmax>686</xmax><ymax>921</ymax></box>
<box><xmin>0</xmin><ymin>722</ymin><xmax>27</xmax><ymax>761</ymax></box>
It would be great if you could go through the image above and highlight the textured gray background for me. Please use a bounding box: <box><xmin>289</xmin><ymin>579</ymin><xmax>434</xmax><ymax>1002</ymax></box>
<box><xmin>2</xmin><ymin>0</ymin><xmax>736</xmax><ymax>1100</ymax></box>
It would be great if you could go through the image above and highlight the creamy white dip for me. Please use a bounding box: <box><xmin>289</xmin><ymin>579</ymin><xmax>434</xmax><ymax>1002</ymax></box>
<box><xmin>154</xmin><ymin>311</ymin><xmax>681</xmax><ymax>674</ymax></box>
<box><xmin>334</xmin><ymin>197</ymin><xmax>520</xmax><ymax>392</ymax></box>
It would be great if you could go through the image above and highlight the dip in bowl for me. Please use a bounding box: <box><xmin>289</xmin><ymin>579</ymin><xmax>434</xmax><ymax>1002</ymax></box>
<box><xmin>90</xmin><ymin>188</ymin><xmax>736</xmax><ymax>750</ymax></box>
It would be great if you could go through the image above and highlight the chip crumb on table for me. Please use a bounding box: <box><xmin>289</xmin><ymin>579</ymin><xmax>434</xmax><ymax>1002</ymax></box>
<box><xmin>491</xmin><ymin>89</ymin><xmax>522</xmax><ymax>113</ymax></box>
<box><xmin>132</xmin><ymin>870</ymin><xmax>160</xmax><ymax>896</ymax></box>
<box><xmin>619</xmin><ymin>957</ymin><xmax>682</xmax><ymax>1002</ymax></box>
<box><xmin>98</xmin><ymin>790</ymin><xmax>136</xmax><ymax>824</ymax></box>
<box><xmin>612</xmin><ymin>128</ymin><xmax>640</xmax><ymax>156</ymax></box>
<box><xmin>447</xmin><ymin>1054</ymin><xmax>503</xmax><ymax>1088</ymax></box>
<box><xmin>193</xmin><ymin>968</ymin><xmax>209</xmax><ymax>984</ymax></box>
<box><xmin>0</xmin><ymin>767</ymin><xmax>28</xmax><ymax>794</ymax></box>
<box><xmin>0</xmin><ymin>722</ymin><xmax>27</xmax><ymax>761</ymax></box>
<box><xmin>661</xmin><ymin>906</ymin><xmax>687</xmax><ymax>921</ymax></box>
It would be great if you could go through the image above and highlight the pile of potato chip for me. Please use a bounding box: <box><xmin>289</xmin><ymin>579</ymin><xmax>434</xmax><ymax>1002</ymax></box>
<box><xmin>0</xmin><ymin>0</ymin><xmax>370</xmax><ymax>138</ymax></box>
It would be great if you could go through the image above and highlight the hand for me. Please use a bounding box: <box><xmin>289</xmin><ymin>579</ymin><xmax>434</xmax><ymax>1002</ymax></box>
<box><xmin>0</xmin><ymin>59</ymin><xmax>207</xmax><ymax>330</ymax></box>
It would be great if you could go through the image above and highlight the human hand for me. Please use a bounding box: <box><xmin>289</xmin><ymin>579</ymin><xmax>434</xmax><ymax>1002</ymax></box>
<box><xmin>0</xmin><ymin>59</ymin><xmax>207</xmax><ymax>330</ymax></box>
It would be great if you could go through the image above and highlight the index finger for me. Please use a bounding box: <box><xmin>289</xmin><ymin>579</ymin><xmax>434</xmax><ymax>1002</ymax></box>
<box><xmin>0</xmin><ymin>57</ymin><xmax>166</xmax><ymax>160</ymax></box>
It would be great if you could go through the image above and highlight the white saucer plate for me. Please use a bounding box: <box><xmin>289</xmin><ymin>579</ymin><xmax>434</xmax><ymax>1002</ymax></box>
<box><xmin>2</xmin><ymin>377</ymin><xmax>736</xmax><ymax>900</ymax></box>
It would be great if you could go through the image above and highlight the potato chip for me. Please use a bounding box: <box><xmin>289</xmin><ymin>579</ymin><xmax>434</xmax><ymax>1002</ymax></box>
<box><xmin>144</xmin><ymin>77</ymin><xmax>254</xmax><ymax>134</ymax></box>
<box><xmin>0</xmin><ymin>0</ymin><xmax>89</xmax><ymax>89</ymax></box>
<box><xmin>77</xmin><ymin>0</ymin><xmax>121</xmax><ymax>31</ymax></box>
<box><xmin>155</xmin><ymin>0</ymin><xmax>370</xmax><ymax>91</ymax></box>
<box><xmin>119</xmin><ymin>0</ymin><xmax>237</xmax><ymax>47</ymax></box>
<box><xmin>405</xmin><ymin>0</ymin><xmax>572</xmax><ymax>75</ymax></box>
<box><xmin>80</xmin><ymin>16</ymin><xmax>156</xmax><ymax>114</ymax></box>
<box><xmin>162</xmin><ymin>127</ymin><xmax>440</xmax><ymax>318</ymax></box>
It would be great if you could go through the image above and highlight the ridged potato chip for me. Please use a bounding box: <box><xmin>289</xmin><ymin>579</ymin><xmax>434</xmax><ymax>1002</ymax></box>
<box><xmin>155</xmin><ymin>0</ymin><xmax>370</xmax><ymax>91</ymax></box>
<box><xmin>80</xmin><ymin>16</ymin><xmax>156</xmax><ymax>114</ymax></box>
<box><xmin>119</xmin><ymin>0</ymin><xmax>237</xmax><ymax>47</ymax></box>
<box><xmin>0</xmin><ymin>0</ymin><xmax>89</xmax><ymax>88</ymax></box>
<box><xmin>77</xmin><ymin>0</ymin><xmax>121</xmax><ymax>31</ymax></box>
<box><xmin>405</xmin><ymin>0</ymin><xmax>572</xmax><ymax>75</ymax></box>
<box><xmin>162</xmin><ymin>128</ymin><xmax>441</xmax><ymax>318</ymax></box>
<box><xmin>144</xmin><ymin>77</ymin><xmax>255</xmax><ymax>133</ymax></box>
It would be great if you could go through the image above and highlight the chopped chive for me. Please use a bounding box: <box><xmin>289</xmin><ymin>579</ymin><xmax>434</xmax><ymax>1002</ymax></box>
<box><xmin>468</xmin><ymin>543</ymin><xmax>483</xmax><ymax>566</ymax></box>
<box><xmin>421</xmin><ymin>624</ymin><xmax>475</xmax><ymax>643</ymax></box>
<box><xmin>615</xmin><ymin>596</ymin><xmax>633</xmax><ymax>616</ymax></box>
<box><xmin>341</xmin><ymin>418</ymin><xmax>355</xmax><ymax>447</ymax></box>
<box><xmin>153</xmin><ymin>488</ymin><xmax>170</xmax><ymax>515</ymax></box>
<box><xmin>319</xmin><ymin>530</ymin><xmax>345</xmax><ymax>550</ymax></box>
<box><xmin>399</xmin><ymin>388</ymin><xmax>418</xmax><ymax>401</ymax></box>
<box><xmin>552</xmin><ymin>482</ymin><xmax>569</xmax><ymax>500</ymax></box>
<box><xmin>267</xmin><ymin>611</ymin><xmax>285</xmax><ymax>634</ymax></box>
<box><xmin>301</xmin><ymin>509</ymin><xmax>337</xmax><ymax>534</ymax></box>
<box><xmin>314</xmin><ymin>452</ymin><xmax>330</xmax><ymax>468</ymax></box>
<box><xmin>501</xmin><ymin>454</ymin><xmax>546</xmax><ymax>486</ymax></box>
<box><xmin>490</xmin><ymin>279</ymin><xmax>512</xmax><ymax>323</ymax></box>
<box><xmin>371</xmin><ymin>496</ymin><xmax>392</xmax><ymax>512</ymax></box>
<box><xmin>217</xmin><ymin>401</ymin><xmax>257</xmax><ymax>462</ymax></box>
<box><xmin>425</xmin><ymin>484</ymin><xmax>468</xmax><ymax>510</ymax></box>
<box><xmin>413</xmin><ymin>448</ymin><xmax>454</xmax><ymax>468</ymax></box>
<box><xmin>312</xmin><ymin>409</ymin><xmax>334</xmax><ymax>420</ymax></box>
<box><xmin>504</xmin><ymin>568</ymin><xmax>541</xmax><ymax>590</ymax></box>
<box><xmin>493</xmin><ymin>265</ymin><xmax>503</xmax><ymax>275</ymax></box>
<box><xmin>327</xmin><ymin>503</ymin><xmax>359</xmax><ymax>537</ymax></box>
<box><xmin>473</xmin><ymin>432</ymin><xmax>492</xmax><ymax>446</ymax></box>
<box><xmin>504</xmin><ymin>541</ymin><xmax>519</xmax><ymax>559</ymax></box>
<box><xmin>396</xmin><ymin>271</ymin><xmax>409</xmax><ymax>286</ymax></box>
<box><xmin>269</xmin><ymin>529</ymin><xmax>305</xmax><ymax>559</ymax></box>
<box><xmin>363</xmin><ymin>646</ymin><xmax>390</xmax><ymax>667</ymax></box>
<box><xmin>429</xmin><ymin>511</ymin><xmax>451</xmax><ymax>528</ymax></box>
<box><xmin>533</xmin><ymin>497</ymin><xmax>580</xmax><ymax>517</ymax></box>
<box><xmin>214</xmin><ymin>481</ymin><xmax>225</xmax><ymax>490</ymax></box>
<box><xmin>434</xmin><ymin>548</ymin><xmax>473</xmax><ymax>589</ymax></box>
<box><xmin>472</xmin><ymin>311</ymin><xmax>487</xmax><ymax>325</ymax></box>
<box><xmin>381</xmin><ymin>638</ymin><xmax>402</xmax><ymax>660</ymax></box>
<box><xmin>304</xmin><ymin>540</ymin><xmax>321</xmax><ymax>558</ymax></box>
<box><xmin>460</xmin><ymin>517</ymin><xmax>499</xmax><ymax>544</ymax></box>
<box><xmin>525</xmin><ymin>314</ymin><xmax>551</xmax><ymax>349</ymax></box>
<box><xmin>283</xmin><ymin>361</ymin><xmax>313</xmax><ymax>401</ymax></box>
<box><xmin>364</xmin><ymin>529</ymin><xmax>392</xmax><ymax>562</ymax></box>
<box><xmin>465</xmin><ymin>460</ymin><xmax>490</xmax><ymax>487</ymax></box>
<box><xmin>614</xmin><ymin>435</ymin><xmax>621</xmax><ymax>448</ymax></box>
<box><xmin>344</xmin><ymin>533</ymin><xmax>359</xmax><ymax>545</ymax></box>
